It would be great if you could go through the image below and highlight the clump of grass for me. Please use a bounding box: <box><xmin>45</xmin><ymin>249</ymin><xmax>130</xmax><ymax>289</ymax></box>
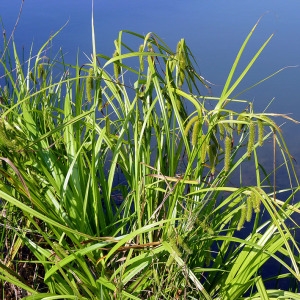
<box><xmin>0</xmin><ymin>9</ymin><xmax>300</xmax><ymax>300</ymax></box>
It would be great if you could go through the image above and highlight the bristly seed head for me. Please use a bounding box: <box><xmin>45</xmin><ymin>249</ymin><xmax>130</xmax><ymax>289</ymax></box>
<box><xmin>237</xmin><ymin>205</ymin><xmax>247</xmax><ymax>231</ymax></box>
<box><xmin>247</xmin><ymin>121</ymin><xmax>255</xmax><ymax>158</ymax></box>
<box><xmin>86</xmin><ymin>68</ymin><xmax>94</xmax><ymax>102</ymax></box>
<box><xmin>224</xmin><ymin>135</ymin><xmax>231</xmax><ymax>172</ymax></box>
<box><xmin>258</xmin><ymin>119</ymin><xmax>264</xmax><ymax>147</ymax></box>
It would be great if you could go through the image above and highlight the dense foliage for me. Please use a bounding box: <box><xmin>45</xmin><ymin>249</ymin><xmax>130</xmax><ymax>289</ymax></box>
<box><xmin>0</xmin><ymin>15</ymin><xmax>300</xmax><ymax>299</ymax></box>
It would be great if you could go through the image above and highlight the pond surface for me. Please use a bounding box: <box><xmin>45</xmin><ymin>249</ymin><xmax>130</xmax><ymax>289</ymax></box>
<box><xmin>1</xmin><ymin>0</ymin><xmax>300</xmax><ymax>180</ymax></box>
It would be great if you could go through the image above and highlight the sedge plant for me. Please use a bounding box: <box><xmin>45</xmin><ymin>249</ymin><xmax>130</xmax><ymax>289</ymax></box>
<box><xmin>0</xmin><ymin>12</ymin><xmax>300</xmax><ymax>300</ymax></box>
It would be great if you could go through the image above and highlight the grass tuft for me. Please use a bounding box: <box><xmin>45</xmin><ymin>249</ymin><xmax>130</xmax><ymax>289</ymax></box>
<box><xmin>0</xmin><ymin>12</ymin><xmax>300</xmax><ymax>300</ymax></box>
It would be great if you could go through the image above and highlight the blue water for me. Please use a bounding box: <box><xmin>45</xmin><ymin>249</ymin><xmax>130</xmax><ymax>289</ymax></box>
<box><xmin>1</xmin><ymin>1</ymin><xmax>300</xmax><ymax>171</ymax></box>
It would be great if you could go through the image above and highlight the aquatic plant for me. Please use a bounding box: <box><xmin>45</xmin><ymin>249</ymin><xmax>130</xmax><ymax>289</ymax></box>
<box><xmin>0</xmin><ymin>9</ymin><xmax>300</xmax><ymax>300</ymax></box>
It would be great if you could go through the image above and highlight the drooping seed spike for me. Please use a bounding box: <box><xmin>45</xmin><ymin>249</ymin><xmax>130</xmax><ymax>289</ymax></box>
<box><xmin>257</xmin><ymin>119</ymin><xmax>264</xmax><ymax>146</ymax></box>
<box><xmin>252</xmin><ymin>191</ymin><xmax>261</xmax><ymax>213</ymax></box>
<box><xmin>3</xmin><ymin>86</ymin><xmax>9</xmax><ymax>98</ymax></box>
<box><xmin>177</xmin><ymin>39</ymin><xmax>186</xmax><ymax>87</ymax></box>
<box><xmin>184</xmin><ymin>116</ymin><xmax>199</xmax><ymax>137</ymax></box>
<box><xmin>29</xmin><ymin>72</ymin><xmax>37</xmax><ymax>85</ymax></box>
<box><xmin>178</xmin><ymin>39</ymin><xmax>186</xmax><ymax>65</ymax></box>
<box><xmin>247</xmin><ymin>121</ymin><xmax>255</xmax><ymax>158</ymax></box>
<box><xmin>86</xmin><ymin>68</ymin><xmax>94</xmax><ymax>102</ymax></box>
<box><xmin>237</xmin><ymin>205</ymin><xmax>247</xmax><ymax>231</ymax></box>
<box><xmin>178</xmin><ymin>70</ymin><xmax>185</xmax><ymax>87</ymax></box>
<box><xmin>200</xmin><ymin>134</ymin><xmax>207</xmax><ymax>164</ymax></box>
<box><xmin>176</xmin><ymin>40</ymin><xmax>182</xmax><ymax>56</ymax></box>
<box><xmin>38</xmin><ymin>64</ymin><xmax>44</xmax><ymax>79</ymax></box>
<box><xmin>224</xmin><ymin>135</ymin><xmax>231</xmax><ymax>172</ymax></box>
<box><xmin>246</xmin><ymin>195</ymin><xmax>253</xmax><ymax>222</ymax></box>
<box><xmin>192</xmin><ymin>121</ymin><xmax>201</xmax><ymax>146</ymax></box>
